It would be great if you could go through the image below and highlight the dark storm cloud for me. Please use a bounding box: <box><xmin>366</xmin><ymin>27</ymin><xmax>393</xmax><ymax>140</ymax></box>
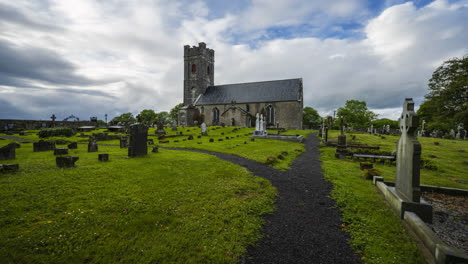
<box><xmin>0</xmin><ymin>39</ymin><xmax>99</xmax><ymax>87</ymax></box>
<box><xmin>0</xmin><ymin>98</ymin><xmax>31</xmax><ymax>119</ymax></box>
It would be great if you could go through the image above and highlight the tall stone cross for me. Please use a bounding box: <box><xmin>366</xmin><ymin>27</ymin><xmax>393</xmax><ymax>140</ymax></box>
<box><xmin>395</xmin><ymin>98</ymin><xmax>421</xmax><ymax>203</ymax></box>
<box><xmin>50</xmin><ymin>114</ymin><xmax>56</xmax><ymax>128</ymax></box>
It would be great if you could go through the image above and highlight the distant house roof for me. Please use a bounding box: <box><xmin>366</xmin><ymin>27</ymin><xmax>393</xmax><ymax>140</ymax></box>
<box><xmin>195</xmin><ymin>78</ymin><xmax>302</xmax><ymax>105</ymax></box>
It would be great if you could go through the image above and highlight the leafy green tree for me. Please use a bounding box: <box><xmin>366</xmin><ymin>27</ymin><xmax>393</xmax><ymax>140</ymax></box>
<box><xmin>417</xmin><ymin>55</ymin><xmax>468</xmax><ymax>130</ymax></box>
<box><xmin>111</xmin><ymin>112</ymin><xmax>136</xmax><ymax>125</ymax></box>
<box><xmin>169</xmin><ymin>103</ymin><xmax>184</xmax><ymax>123</ymax></box>
<box><xmin>303</xmin><ymin>106</ymin><xmax>321</xmax><ymax>129</ymax></box>
<box><xmin>372</xmin><ymin>118</ymin><xmax>398</xmax><ymax>129</ymax></box>
<box><xmin>136</xmin><ymin>109</ymin><xmax>157</xmax><ymax>125</ymax></box>
<box><xmin>97</xmin><ymin>120</ymin><xmax>107</xmax><ymax>126</ymax></box>
<box><xmin>336</xmin><ymin>100</ymin><xmax>378</xmax><ymax>128</ymax></box>
<box><xmin>155</xmin><ymin>111</ymin><xmax>170</xmax><ymax>127</ymax></box>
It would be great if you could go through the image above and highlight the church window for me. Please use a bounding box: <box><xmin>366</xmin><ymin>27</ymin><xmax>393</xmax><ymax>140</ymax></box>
<box><xmin>191</xmin><ymin>64</ymin><xmax>197</xmax><ymax>73</ymax></box>
<box><xmin>201</xmin><ymin>106</ymin><xmax>204</xmax><ymax>114</ymax></box>
<box><xmin>207</xmin><ymin>66</ymin><xmax>210</xmax><ymax>74</ymax></box>
<box><xmin>246</xmin><ymin>104</ymin><xmax>250</xmax><ymax>112</ymax></box>
<box><xmin>212</xmin><ymin>107</ymin><xmax>219</xmax><ymax>125</ymax></box>
<box><xmin>266</xmin><ymin>105</ymin><xmax>275</xmax><ymax>125</ymax></box>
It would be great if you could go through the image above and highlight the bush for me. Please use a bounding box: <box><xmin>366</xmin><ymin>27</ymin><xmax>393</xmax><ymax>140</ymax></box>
<box><xmin>266</xmin><ymin>156</ymin><xmax>278</xmax><ymax>165</ymax></box>
<box><xmin>38</xmin><ymin>127</ymin><xmax>74</xmax><ymax>138</ymax></box>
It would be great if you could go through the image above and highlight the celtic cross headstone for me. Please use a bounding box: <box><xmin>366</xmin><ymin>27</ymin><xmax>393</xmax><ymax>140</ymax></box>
<box><xmin>395</xmin><ymin>98</ymin><xmax>421</xmax><ymax>203</ymax></box>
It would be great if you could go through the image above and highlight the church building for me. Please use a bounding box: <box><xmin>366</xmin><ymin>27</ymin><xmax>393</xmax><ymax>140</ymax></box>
<box><xmin>178</xmin><ymin>42</ymin><xmax>303</xmax><ymax>129</ymax></box>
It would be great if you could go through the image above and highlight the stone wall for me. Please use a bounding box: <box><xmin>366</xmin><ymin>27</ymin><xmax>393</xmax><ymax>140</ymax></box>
<box><xmin>0</xmin><ymin>119</ymin><xmax>95</xmax><ymax>131</ymax></box>
<box><xmin>197</xmin><ymin>101</ymin><xmax>303</xmax><ymax>129</ymax></box>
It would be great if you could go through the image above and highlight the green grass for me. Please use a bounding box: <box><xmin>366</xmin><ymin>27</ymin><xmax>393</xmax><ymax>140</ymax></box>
<box><xmin>320</xmin><ymin>130</ymin><xmax>468</xmax><ymax>263</ymax></box>
<box><xmin>326</xmin><ymin>130</ymin><xmax>468</xmax><ymax>189</ymax></box>
<box><xmin>0</xmin><ymin>144</ymin><xmax>276</xmax><ymax>263</ymax></box>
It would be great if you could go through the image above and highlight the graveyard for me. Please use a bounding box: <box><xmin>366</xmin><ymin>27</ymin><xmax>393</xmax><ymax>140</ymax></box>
<box><xmin>0</xmin><ymin>121</ymin><xmax>467</xmax><ymax>263</ymax></box>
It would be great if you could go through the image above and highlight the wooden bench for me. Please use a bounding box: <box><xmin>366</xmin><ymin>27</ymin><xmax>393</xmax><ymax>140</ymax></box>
<box><xmin>352</xmin><ymin>154</ymin><xmax>396</xmax><ymax>164</ymax></box>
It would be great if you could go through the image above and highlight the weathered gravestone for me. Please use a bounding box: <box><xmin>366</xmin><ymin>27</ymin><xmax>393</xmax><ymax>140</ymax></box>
<box><xmin>0</xmin><ymin>163</ymin><xmax>19</xmax><ymax>173</ymax></box>
<box><xmin>171</xmin><ymin>121</ymin><xmax>178</xmax><ymax>131</ymax></box>
<box><xmin>33</xmin><ymin>140</ymin><xmax>55</xmax><ymax>152</ymax></box>
<box><xmin>152</xmin><ymin>146</ymin><xmax>158</xmax><ymax>153</ymax></box>
<box><xmin>54</xmin><ymin>148</ymin><xmax>69</xmax><ymax>155</ymax></box>
<box><xmin>68</xmin><ymin>142</ymin><xmax>77</xmax><ymax>149</ymax></box>
<box><xmin>395</xmin><ymin>98</ymin><xmax>432</xmax><ymax>222</ymax></box>
<box><xmin>201</xmin><ymin>122</ymin><xmax>208</xmax><ymax>136</ymax></box>
<box><xmin>128</xmin><ymin>124</ymin><xmax>148</xmax><ymax>157</ymax></box>
<box><xmin>0</xmin><ymin>143</ymin><xmax>16</xmax><ymax>160</ymax></box>
<box><xmin>98</xmin><ymin>153</ymin><xmax>109</xmax><ymax>161</ymax></box>
<box><xmin>56</xmin><ymin>156</ymin><xmax>79</xmax><ymax>168</ymax></box>
<box><xmin>120</xmin><ymin>137</ymin><xmax>128</xmax><ymax>148</ymax></box>
<box><xmin>88</xmin><ymin>137</ymin><xmax>98</xmax><ymax>152</ymax></box>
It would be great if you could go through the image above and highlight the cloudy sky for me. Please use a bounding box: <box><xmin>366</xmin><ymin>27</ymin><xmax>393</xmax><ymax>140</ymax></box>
<box><xmin>0</xmin><ymin>0</ymin><xmax>467</xmax><ymax>121</ymax></box>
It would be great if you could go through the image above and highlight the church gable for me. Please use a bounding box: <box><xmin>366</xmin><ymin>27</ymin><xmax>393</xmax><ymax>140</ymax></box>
<box><xmin>195</xmin><ymin>78</ymin><xmax>302</xmax><ymax>106</ymax></box>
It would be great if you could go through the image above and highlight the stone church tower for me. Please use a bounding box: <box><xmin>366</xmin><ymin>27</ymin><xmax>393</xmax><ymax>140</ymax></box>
<box><xmin>183</xmin><ymin>42</ymin><xmax>214</xmax><ymax>105</ymax></box>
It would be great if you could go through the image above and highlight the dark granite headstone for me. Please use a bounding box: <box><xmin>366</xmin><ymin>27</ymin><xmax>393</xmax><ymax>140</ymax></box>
<box><xmin>152</xmin><ymin>146</ymin><xmax>158</xmax><ymax>153</ymax></box>
<box><xmin>0</xmin><ymin>163</ymin><xmax>19</xmax><ymax>173</ymax></box>
<box><xmin>128</xmin><ymin>124</ymin><xmax>148</xmax><ymax>157</ymax></box>
<box><xmin>88</xmin><ymin>137</ymin><xmax>98</xmax><ymax>152</ymax></box>
<box><xmin>33</xmin><ymin>140</ymin><xmax>55</xmax><ymax>152</ymax></box>
<box><xmin>120</xmin><ymin>137</ymin><xmax>128</xmax><ymax>148</ymax></box>
<box><xmin>209</xmin><ymin>138</ymin><xmax>214</xmax><ymax>142</ymax></box>
<box><xmin>54</xmin><ymin>148</ymin><xmax>69</xmax><ymax>155</ymax></box>
<box><xmin>56</xmin><ymin>156</ymin><xmax>79</xmax><ymax>168</ymax></box>
<box><xmin>187</xmin><ymin>135</ymin><xmax>193</xmax><ymax>140</ymax></box>
<box><xmin>98</xmin><ymin>153</ymin><xmax>109</xmax><ymax>161</ymax></box>
<box><xmin>68</xmin><ymin>142</ymin><xmax>78</xmax><ymax>149</ymax></box>
<box><xmin>0</xmin><ymin>143</ymin><xmax>16</xmax><ymax>160</ymax></box>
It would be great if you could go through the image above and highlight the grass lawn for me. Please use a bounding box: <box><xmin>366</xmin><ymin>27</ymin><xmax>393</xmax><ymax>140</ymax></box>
<box><xmin>320</xmin><ymin>130</ymin><xmax>468</xmax><ymax>264</ymax></box>
<box><xmin>0</xmin><ymin>143</ymin><xmax>276</xmax><ymax>263</ymax></box>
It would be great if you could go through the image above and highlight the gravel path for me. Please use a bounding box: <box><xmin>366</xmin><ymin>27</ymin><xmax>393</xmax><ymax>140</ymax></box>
<box><xmin>164</xmin><ymin>133</ymin><xmax>361</xmax><ymax>264</ymax></box>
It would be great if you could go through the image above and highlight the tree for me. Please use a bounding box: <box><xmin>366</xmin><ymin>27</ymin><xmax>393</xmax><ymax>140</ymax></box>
<box><xmin>154</xmin><ymin>111</ymin><xmax>170</xmax><ymax>127</ymax></box>
<box><xmin>303</xmin><ymin>106</ymin><xmax>321</xmax><ymax>129</ymax></box>
<box><xmin>336</xmin><ymin>100</ymin><xmax>378</xmax><ymax>128</ymax></box>
<box><xmin>136</xmin><ymin>109</ymin><xmax>157</xmax><ymax>125</ymax></box>
<box><xmin>372</xmin><ymin>118</ymin><xmax>398</xmax><ymax>129</ymax></box>
<box><xmin>169</xmin><ymin>103</ymin><xmax>184</xmax><ymax>124</ymax></box>
<box><xmin>111</xmin><ymin>112</ymin><xmax>136</xmax><ymax>125</ymax></box>
<box><xmin>417</xmin><ymin>55</ymin><xmax>468</xmax><ymax>131</ymax></box>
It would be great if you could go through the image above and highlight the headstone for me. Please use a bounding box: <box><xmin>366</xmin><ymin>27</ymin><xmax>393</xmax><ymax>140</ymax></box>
<box><xmin>128</xmin><ymin>124</ymin><xmax>148</xmax><ymax>157</ymax></box>
<box><xmin>201</xmin><ymin>122</ymin><xmax>208</xmax><ymax>136</ymax></box>
<box><xmin>187</xmin><ymin>135</ymin><xmax>194</xmax><ymax>140</ymax></box>
<box><xmin>152</xmin><ymin>146</ymin><xmax>158</xmax><ymax>153</ymax></box>
<box><xmin>259</xmin><ymin>115</ymin><xmax>264</xmax><ymax>132</ymax></box>
<box><xmin>54</xmin><ymin>148</ymin><xmax>68</xmax><ymax>155</ymax></box>
<box><xmin>194</xmin><ymin>120</ymin><xmax>198</xmax><ymax>127</ymax></box>
<box><xmin>324</xmin><ymin>128</ymin><xmax>328</xmax><ymax>142</ymax></box>
<box><xmin>0</xmin><ymin>143</ymin><xmax>16</xmax><ymax>160</ymax></box>
<box><xmin>120</xmin><ymin>137</ymin><xmax>128</xmax><ymax>148</ymax></box>
<box><xmin>88</xmin><ymin>136</ymin><xmax>98</xmax><ymax>152</ymax></box>
<box><xmin>461</xmin><ymin>130</ymin><xmax>467</xmax><ymax>140</ymax></box>
<box><xmin>209</xmin><ymin>138</ymin><xmax>214</xmax><ymax>142</ymax></box>
<box><xmin>147</xmin><ymin>139</ymin><xmax>154</xmax><ymax>145</ymax></box>
<box><xmin>335</xmin><ymin>117</ymin><xmax>347</xmax><ymax>158</ymax></box>
<box><xmin>255</xmin><ymin>113</ymin><xmax>260</xmax><ymax>131</ymax></box>
<box><xmin>98</xmin><ymin>153</ymin><xmax>109</xmax><ymax>161</ymax></box>
<box><xmin>395</xmin><ymin>98</ymin><xmax>421</xmax><ymax>202</ymax></box>
<box><xmin>0</xmin><ymin>163</ymin><xmax>19</xmax><ymax>173</ymax></box>
<box><xmin>171</xmin><ymin>121</ymin><xmax>178</xmax><ymax>131</ymax></box>
<box><xmin>33</xmin><ymin>140</ymin><xmax>55</xmax><ymax>152</ymax></box>
<box><xmin>68</xmin><ymin>142</ymin><xmax>77</xmax><ymax>149</ymax></box>
<box><xmin>450</xmin><ymin>129</ymin><xmax>456</xmax><ymax>138</ymax></box>
<box><xmin>56</xmin><ymin>156</ymin><xmax>79</xmax><ymax>168</ymax></box>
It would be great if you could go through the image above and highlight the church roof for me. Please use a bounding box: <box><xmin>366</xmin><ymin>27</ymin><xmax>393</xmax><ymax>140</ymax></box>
<box><xmin>195</xmin><ymin>78</ymin><xmax>302</xmax><ymax>105</ymax></box>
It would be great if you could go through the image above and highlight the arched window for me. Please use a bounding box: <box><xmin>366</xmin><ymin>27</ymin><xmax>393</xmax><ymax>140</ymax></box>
<box><xmin>207</xmin><ymin>66</ymin><xmax>210</xmax><ymax>74</ymax></box>
<box><xmin>201</xmin><ymin>106</ymin><xmax>204</xmax><ymax>114</ymax></box>
<box><xmin>191</xmin><ymin>64</ymin><xmax>197</xmax><ymax>73</ymax></box>
<box><xmin>246</xmin><ymin>104</ymin><xmax>250</xmax><ymax>112</ymax></box>
<box><xmin>212</xmin><ymin>107</ymin><xmax>219</xmax><ymax>125</ymax></box>
<box><xmin>266</xmin><ymin>105</ymin><xmax>275</xmax><ymax>125</ymax></box>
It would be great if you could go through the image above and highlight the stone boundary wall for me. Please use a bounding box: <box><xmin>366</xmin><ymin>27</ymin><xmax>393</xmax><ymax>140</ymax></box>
<box><xmin>1</xmin><ymin>119</ymin><xmax>95</xmax><ymax>131</ymax></box>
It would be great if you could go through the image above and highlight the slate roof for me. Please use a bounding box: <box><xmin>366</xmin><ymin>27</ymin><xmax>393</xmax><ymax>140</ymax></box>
<box><xmin>195</xmin><ymin>78</ymin><xmax>302</xmax><ymax>105</ymax></box>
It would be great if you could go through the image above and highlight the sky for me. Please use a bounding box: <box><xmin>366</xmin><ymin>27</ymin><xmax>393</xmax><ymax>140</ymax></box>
<box><xmin>0</xmin><ymin>0</ymin><xmax>467</xmax><ymax>121</ymax></box>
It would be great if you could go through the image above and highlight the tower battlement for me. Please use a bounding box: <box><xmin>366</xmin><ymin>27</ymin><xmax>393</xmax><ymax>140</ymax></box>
<box><xmin>184</xmin><ymin>42</ymin><xmax>214</xmax><ymax>59</ymax></box>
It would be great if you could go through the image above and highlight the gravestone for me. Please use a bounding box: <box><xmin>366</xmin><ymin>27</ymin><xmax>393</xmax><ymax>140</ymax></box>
<box><xmin>335</xmin><ymin>116</ymin><xmax>347</xmax><ymax>159</ymax></box>
<box><xmin>0</xmin><ymin>143</ymin><xmax>16</xmax><ymax>160</ymax></box>
<box><xmin>152</xmin><ymin>146</ymin><xmax>158</xmax><ymax>153</ymax></box>
<box><xmin>98</xmin><ymin>153</ymin><xmax>109</xmax><ymax>161</ymax></box>
<box><xmin>56</xmin><ymin>156</ymin><xmax>79</xmax><ymax>168</ymax></box>
<box><xmin>147</xmin><ymin>139</ymin><xmax>154</xmax><ymax>145</ymax></box>
<box><xmin>209</xmin><ymin>138</ymin><xmax>214</xmax><ymax>142</ymax></box>
<box><xmin>54</xmin><ymin>148</ymin><xmax>69</xmax><ymax>155</ymax></box>
<box><xmin>88</xmin><ymin>136</ymin><xmax>98</xmax><ymax>152</ymax></box>
<box><xmin>33</xmin><ymin>140</ymin><xmax>55</xmax><ymax>152</ymax></box>
<box><xmin>187</xmin><ymin>135</ymin><xmax>193</xmax><ymax>140</ymax></box>
<box><xmin>171</xmin><ymin>121</ymin><xmax>178</xmax><ymax>131</ymax></box>
<box><xmin>120</xmin><ymin>137</ymin><xmax>128</xmax><ymax>148</ymax></box>
<box><xmin>461</xmin><ymin>129</ymin><xmax>466</xmax><ymax>140</ymax></box>
<box><xmin>450</xmin><ymin>129</ymin><xmax>456</xmax><ymax>138</ymax></box>
<box><xmin>395</xmin><ymin>98</ymin><xmax>432</xmax><ymax>222</ymax></box>
<box><xmin>201</xmin><ymin>122</ymin><xmax>208</xmax><ymax>136</ymax></box>
<box><xmin>0</xmin><ymin>163</ymin><xmax>19</xmax><ymax>173</ymax></box>
<box><xmin>68</xmin><ymin>142</ymin><xmax>77</xmax><ymax>149</ymax></box>
<box><xmin>128</xmin><ymin>124</ymin><xmax>148</xmax><ymax>157</ymax></box>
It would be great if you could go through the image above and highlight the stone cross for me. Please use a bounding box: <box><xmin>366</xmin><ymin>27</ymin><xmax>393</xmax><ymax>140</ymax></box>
<box><xmin>395</xmin><ymin>98</ymin><xmax>421</xmax><ymax>203</ymax></box>
<box><xmin>50</xmin><ymin>114</ymin><xmax>56</xmax><ymax>128</ymax></box>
